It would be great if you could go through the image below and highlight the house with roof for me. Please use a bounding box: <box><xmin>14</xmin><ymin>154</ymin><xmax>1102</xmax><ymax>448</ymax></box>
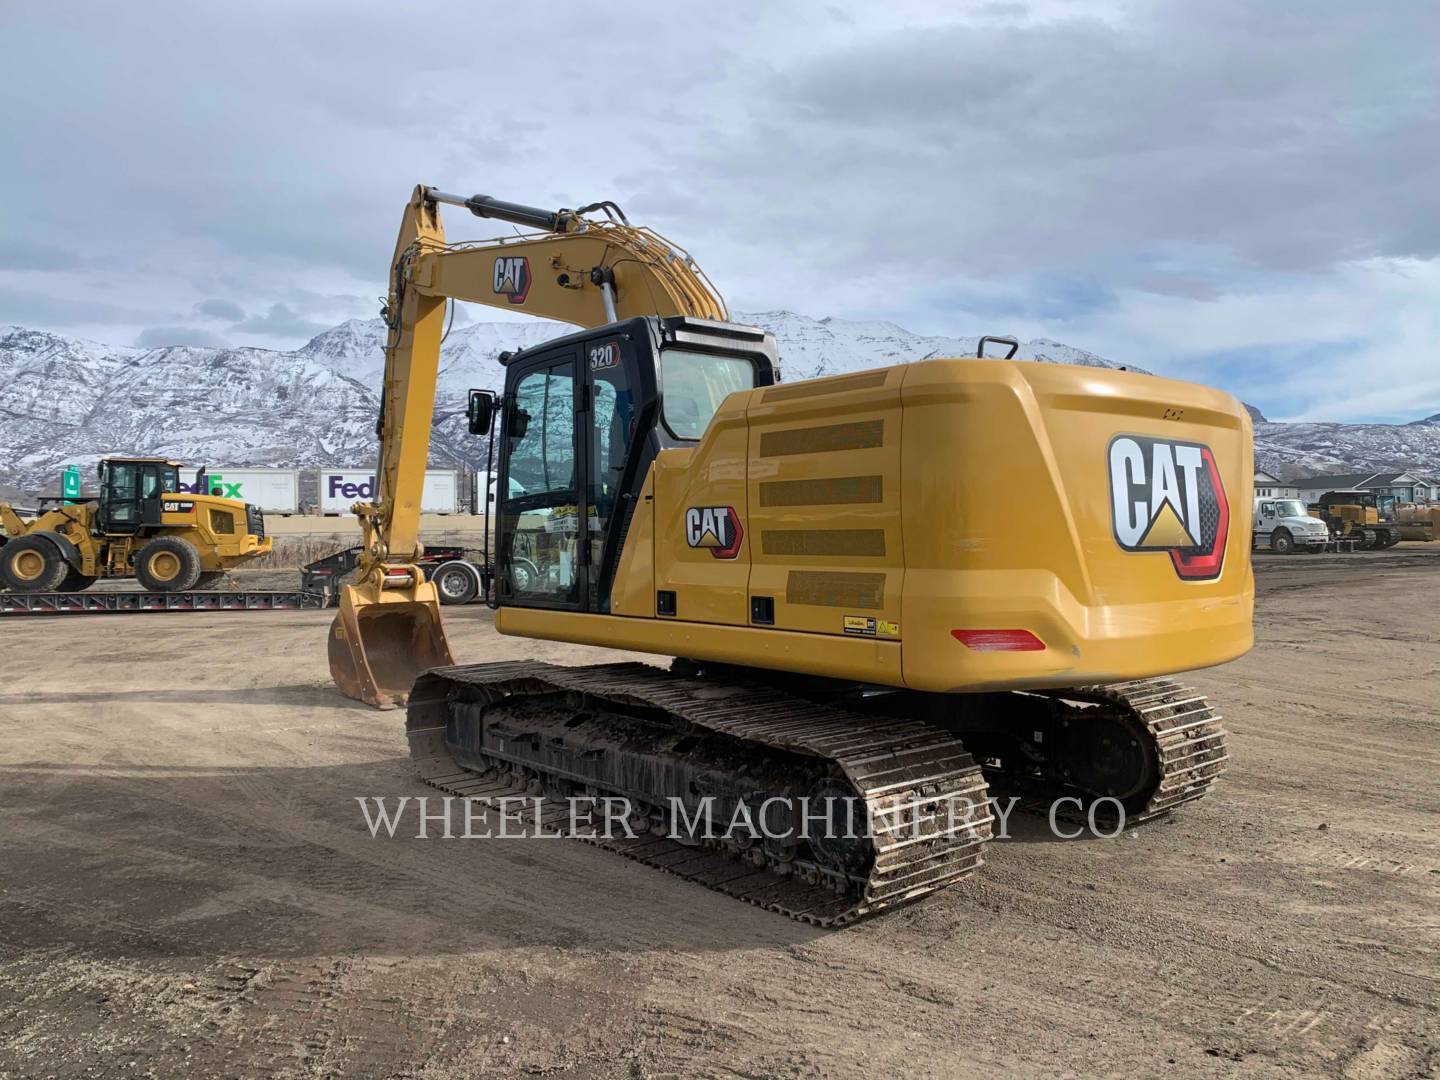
<box><xmin>1294</xmin><ymin>471</ymin><xmax>1436</xmax><ymax>504</ymax></box>
<box><xmin>1253</xmin><ymin>470</ymin><xmax>1299</xmax><ymax>499</ymax></box>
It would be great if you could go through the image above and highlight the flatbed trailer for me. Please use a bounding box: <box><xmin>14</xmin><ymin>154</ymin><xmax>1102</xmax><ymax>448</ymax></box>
<box><xmin>0</xmin><ymin>589</ymin><xmax>327</xmax><ymax>615</ymax></box>
<box><xmin>0</xmin><ymin>545</ymin><xmax>492</xmax><ymax>616</ymax></box>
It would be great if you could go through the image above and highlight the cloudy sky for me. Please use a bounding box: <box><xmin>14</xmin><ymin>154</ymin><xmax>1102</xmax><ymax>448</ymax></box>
<box><xmin>2</xmin><ymin>0</ymin><xmax>1436</xmax><ymax>422</ymax></box>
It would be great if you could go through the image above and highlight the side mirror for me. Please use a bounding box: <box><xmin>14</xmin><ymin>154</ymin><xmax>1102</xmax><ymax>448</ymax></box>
<box><xmin>467</xmin><ymin>389</ymin><xmax>496</xmax><ymax>435</ymax></box>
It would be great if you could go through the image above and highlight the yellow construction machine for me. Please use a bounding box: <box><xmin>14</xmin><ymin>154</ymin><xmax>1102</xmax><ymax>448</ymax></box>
<box><xmin>0</xmin><ymin>457</ymin><xmax>271</xmax><ymax>592</ymax></box>
<box><xmin>1306</xmin><ymin>490</ymin><xmax>1401</xmax><ymax>549</ymax></box>
<box><xmin>1393</xmin><ymin>503</ymin><xmax>1438</xmax><ymax>542</ymax></box>
<box><xmin>328</xmin><ymin>185</ymin><xmax>1253</xmax><ymax>924</ymax></box>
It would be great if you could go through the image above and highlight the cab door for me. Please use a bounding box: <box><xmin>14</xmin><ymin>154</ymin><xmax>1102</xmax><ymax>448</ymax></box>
<box><xmin>138</xmin><ymin>463</ymin><xmax>166</xmax><ymax>527</ymax></box>
<box><xmin>496</xmin><ymin>348</ymin><xmax>583</xmax><ymax>609</ymax></box>
<box><xmin>100</xmin><ymin>461</ymin><xmax>143</xmax><ymax>533</ymax></box>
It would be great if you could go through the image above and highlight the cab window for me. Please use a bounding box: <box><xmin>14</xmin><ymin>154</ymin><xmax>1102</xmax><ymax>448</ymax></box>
<box><xmin>660</xmin><ymin>349</ymin><xmax>756</xmax><ymax>440</ymax></box>
<box><xmin>1259</xmin><ymin>502</ymin><xmax>1275</xmax><ymax>517</ymax></box>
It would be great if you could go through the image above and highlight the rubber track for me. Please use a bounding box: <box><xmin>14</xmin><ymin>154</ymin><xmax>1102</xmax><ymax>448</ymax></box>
<box><xmin>1027</xmin><ymin>675</ymin><xmax>1229</xmax><ymax>825</ymax></box>
<box><xmin>406</xmin><ymin>661</ymin><xmax>993</xmax><ymax>927</ymax></box>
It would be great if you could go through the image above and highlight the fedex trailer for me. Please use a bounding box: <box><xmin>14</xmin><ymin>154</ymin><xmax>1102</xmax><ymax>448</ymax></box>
<box><xmin>320</xmin><ymin>469</ymin><xmax>459</xmax><ymax>515</ymax></box>
<box><xmin>180</xmin><ymin>468</ymin><xmax>299</xmax><ymax>515</ymax></box>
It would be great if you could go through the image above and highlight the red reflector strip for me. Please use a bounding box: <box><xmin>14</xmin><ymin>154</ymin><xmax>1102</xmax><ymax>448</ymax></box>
<box><xmin>951</xmin><ymin>629</ymin><xmax>1046</xmax><ymax>652</ymax></box>
<box><xmin>384</xmin><ymin>568</ymin><xmax>411</xmax><ymax>576</ymax></box>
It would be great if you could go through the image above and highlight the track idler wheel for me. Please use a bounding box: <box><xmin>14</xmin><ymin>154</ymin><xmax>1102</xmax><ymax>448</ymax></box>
<box><xmin>1058</xmin><ymin>709</ymin><xmax>1157</xmax><ymax>805</ymax></box>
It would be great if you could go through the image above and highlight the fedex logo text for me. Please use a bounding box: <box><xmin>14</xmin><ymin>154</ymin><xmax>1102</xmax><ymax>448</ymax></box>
<box><xmin>328</xmin><ymin>476</ymin><xmax>376</xmax><ymax>500</ymax></box>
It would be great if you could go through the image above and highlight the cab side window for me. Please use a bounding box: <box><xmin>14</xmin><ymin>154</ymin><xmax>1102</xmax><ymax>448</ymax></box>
<box><xmin>502</xmin><ymin>360</ymin><xmax>580</xmax><ymax>605</ymax></box>
<box><xmin>659</xmin><ymin>349</ymin><xmax>756</xmax><ymax>440</ymax></box>
<box><xmin>106</xmin><ymin>463</ymin><xmax>140</xmax><ymax>524</ymax></box>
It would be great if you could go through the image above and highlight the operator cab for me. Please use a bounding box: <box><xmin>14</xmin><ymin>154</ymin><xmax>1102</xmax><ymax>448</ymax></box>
<box><xmin>97</xmin><ymin>457</ymin><xmax>181</xmax><ymax>533</ymax></box>
<box><xmin>474</xmin><ymin>316</ymin><xmax>777</xmax><ymax>614</ymax></box>
<box><xmin>1315</xmin><ymin>490</ymin><xmax>1376</xmax><ymax>510</ymax></box>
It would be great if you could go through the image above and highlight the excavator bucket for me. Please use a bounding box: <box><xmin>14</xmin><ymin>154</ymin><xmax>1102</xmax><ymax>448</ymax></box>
<box><xmin>328</xmin><ymin>578</ymin><xmax>454</xmax><ymax>709</ymax></box>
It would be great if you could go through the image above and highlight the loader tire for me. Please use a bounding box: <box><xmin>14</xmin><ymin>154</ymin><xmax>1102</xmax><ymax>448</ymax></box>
<box><xmin>58</xmin><ymin>567</ymin><xmax>97</xmax><ymax>591</ymax></box>
<box><xmin>134</xmin><ymin>536</ymin><xmax>202</xmax><ymax>592</ymax></box>
<box><xmin>0</xmin><ymin>536</ymin><xmax>69</xmax><ymax>592</ymax></box>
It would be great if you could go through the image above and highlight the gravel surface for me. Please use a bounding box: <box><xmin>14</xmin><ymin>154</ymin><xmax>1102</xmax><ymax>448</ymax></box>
<box><xmin>1</xmin><ymin>551</ymin><xmax>1437</xmax><ymax>1078</ymax></box>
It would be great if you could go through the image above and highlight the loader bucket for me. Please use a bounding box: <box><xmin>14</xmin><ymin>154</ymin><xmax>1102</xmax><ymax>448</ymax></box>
<box><xmin>328</xmin><ymin>580</ymin><xmax>454</xmax><ymax>709</ymax></box>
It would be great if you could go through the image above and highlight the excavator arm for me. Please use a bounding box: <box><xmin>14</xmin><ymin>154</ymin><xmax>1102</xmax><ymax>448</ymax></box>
<box><xmin>329</xmin><ymin>185</ymin><xmax>727</xmax><ymax>708</ymax></box>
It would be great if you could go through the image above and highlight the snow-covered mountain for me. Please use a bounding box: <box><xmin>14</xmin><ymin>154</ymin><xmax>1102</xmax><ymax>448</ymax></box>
<box><xmin>294</xmin><ymin>311</ymin><xmax>1146</xmax><ymax>407</ymax></box>
<box><xmin>0</xmin><ymin>324</ymin><xmax>474</xmax><ymax>495</ymax></box>
<box><xmin>2</xmin><ymin>314</ymin><xmax>1437</xmax><ymax>496</ymax></box>
<box><xmin>1252</xmin><ymin>417</ymin><xmax>1440</xmax><ymax>480</ymax></box>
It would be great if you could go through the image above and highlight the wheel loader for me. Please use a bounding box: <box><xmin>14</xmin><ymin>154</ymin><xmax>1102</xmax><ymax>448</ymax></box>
<box><xmin>327</xmin><ymin>186</ymin><xmax>1253</xmax><ymax>925</ymax></box>
<box><xmin>0</xmin><ymin>457</ymin><xmax>272</xmax><ymax>592</ymax></box>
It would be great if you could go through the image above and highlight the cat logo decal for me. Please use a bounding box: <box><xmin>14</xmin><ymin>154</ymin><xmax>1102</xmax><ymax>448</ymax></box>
<box><xmin>685</xmin><ymin>506</ymin><xmax>743</xmax><ymax>559</ymax></box>
<box><xmin>1108</xmin><ymin>435</ymin><xmax>1229</xmax><ymax>581</ymax></box>
<box><xmin>492</xmin><ymin>256</ymin><xmax>531</xmax><ymax>304</ymax></box>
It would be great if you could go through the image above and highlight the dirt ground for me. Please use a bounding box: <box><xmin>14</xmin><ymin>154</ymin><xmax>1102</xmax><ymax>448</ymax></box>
<box><xmin>2</xmin><ymin>550</ymin><xmax>1437</xmax><ymax>1079</ymax></box>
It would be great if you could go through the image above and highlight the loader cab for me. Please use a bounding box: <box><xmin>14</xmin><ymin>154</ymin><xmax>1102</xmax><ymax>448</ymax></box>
<box><xmin>491</xmin><ymin>315</ymin><xmax>777</xmax><ymax>613</ymax></box>
<box><xmin>98</xmin><ymin>457</ymin><xmax>180</xmax><ymax>534</ymax></box>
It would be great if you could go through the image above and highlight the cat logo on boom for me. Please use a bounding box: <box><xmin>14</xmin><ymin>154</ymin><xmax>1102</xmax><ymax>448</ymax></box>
<box><xmin>1108</xmin><ymin>434</ymin><xmax>1230</xmax><ymax>581</ymax></box>
<box><xmin>685</xmin><ymin>506</ymin><xmax>743</xmax><ymax>559</ymax></box>
<box><xmin>492</xmin><ymin>256</ymin><xmax>531</xmax><ymax>304</ymax></box>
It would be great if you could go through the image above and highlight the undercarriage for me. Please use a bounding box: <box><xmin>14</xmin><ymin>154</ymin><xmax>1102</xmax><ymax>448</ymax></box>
<box><xmin>406</xmin><ymin>660</ymin><xmax>1227</xmax><ymax>925</ymax></box>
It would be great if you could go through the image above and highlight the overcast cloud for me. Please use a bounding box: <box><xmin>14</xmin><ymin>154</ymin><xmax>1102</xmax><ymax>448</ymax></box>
<box><xmin>1</xmin><ymin>0</ymin><xmax>1436</xmax><ymax>421</ymax></box>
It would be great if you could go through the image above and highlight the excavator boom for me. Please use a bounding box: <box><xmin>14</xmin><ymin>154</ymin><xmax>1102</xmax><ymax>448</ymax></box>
<box><xmin>329</xmin><ymin>185</ymin><xmax>728</xmax><ymax>707</ymax></box>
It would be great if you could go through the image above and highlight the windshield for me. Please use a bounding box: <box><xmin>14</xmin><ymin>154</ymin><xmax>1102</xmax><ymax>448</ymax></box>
<box><xmin>660</xmin><ymin>349</ymin><xmax>757</xmax><ymax>440</ymax></box>
<box><xmin>1274</xmin><ymin>500</ymin><xmax>1306</xmax><ymax>517</ymax></box>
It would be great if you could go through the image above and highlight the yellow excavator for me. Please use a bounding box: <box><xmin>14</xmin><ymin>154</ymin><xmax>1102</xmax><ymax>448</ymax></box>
<box><xmin>329</xmin><ymin>185</ymin><xmax>1253</xmax><ymax>924</ymax></box>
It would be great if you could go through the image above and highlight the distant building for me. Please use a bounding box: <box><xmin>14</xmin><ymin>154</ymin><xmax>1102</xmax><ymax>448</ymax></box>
<box><xmin>1294</xmin><ymin>471</ymin><xmax>1436</xmax><ymax>504</ymax></box>
<box><xmin>1253</xmin><ymin>470</ymin><xmax>1298</xmax><ymax>499</ymax></box>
